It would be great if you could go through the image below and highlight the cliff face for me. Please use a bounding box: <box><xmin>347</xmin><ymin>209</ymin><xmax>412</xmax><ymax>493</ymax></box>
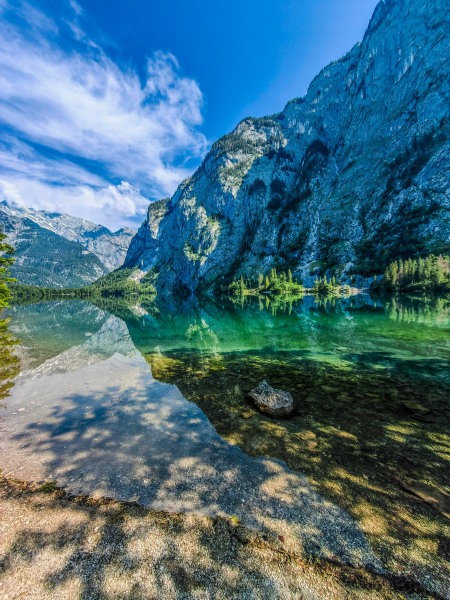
<box><xmin>0</xmin><ymin>202</ymin><xmax>135</xmax><ymax>287</ymax></box>
<box><xmin>123</xmin><ymin>198</ymin><xmax>169</xmax><ymax>271</ymax></box>
<box><xmin>125</xmin><ymin>0</ymin><xmax>450</xmax><ymax>294</ymax></box>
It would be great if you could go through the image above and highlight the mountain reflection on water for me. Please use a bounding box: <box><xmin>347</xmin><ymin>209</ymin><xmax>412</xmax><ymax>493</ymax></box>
<box><xmin>0</xmin><ymin>294</ymin><xmax>449</xmax><ymax>594</ymax></box>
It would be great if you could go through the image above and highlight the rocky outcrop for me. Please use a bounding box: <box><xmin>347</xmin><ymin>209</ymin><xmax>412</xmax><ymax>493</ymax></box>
<box><xmin>0</xmin><ymin>202</ymin><xmax>135</xmax><ymax>286</ymax></box>
<box><xmin>248</xmin><ymin>380</ymin><xmax>295</xmax><ymax>418</ymax></box>
<box><xmin>123</xmin><ymin>198</ymin><xmax>169</xmax><ymax>271</ymax></box>
<box><xmin>125</xmin><ymin>0</ymin><xmax>450</xmax><ymax>295</ymax></box>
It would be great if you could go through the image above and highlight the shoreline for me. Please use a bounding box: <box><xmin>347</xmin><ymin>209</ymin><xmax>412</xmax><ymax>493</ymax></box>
<box><xmin>0</xmin><ymin>471</ymin><xmax>439</xmax><ymax>600</ymax></box>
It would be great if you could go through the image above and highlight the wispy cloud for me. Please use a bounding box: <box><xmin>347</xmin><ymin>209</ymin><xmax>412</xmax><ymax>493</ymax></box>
<box><xmin>0</xmin><ymin>0</ymin><xmax>207</xmax><ymax>229</ymax></box>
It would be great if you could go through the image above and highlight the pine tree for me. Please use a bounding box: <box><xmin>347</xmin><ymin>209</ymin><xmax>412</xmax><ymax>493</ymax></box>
<box><xmin>239</xmin><ymin>275</ymin><xmax>246</xmax><ymax>294</ymax></box>
<box><xmin>398</xmin><ymin>258</ymin><xmax>404</xmax><ymax>285</ymax></box>
<box><xmin>389</xmin><ymin>261</ymin><xmax>399</xmax><ymax>286</ymax></box>
<box><xmin>418</xmin><ymin>257</ymin><xmax>425</xmax><ymax>283</ymax></box>
<box><xmin>383</xmin><ymin>254</ymin><xmax>449</xmax><ymax>291</ymax></box>
<box><xmin>0</xmin><ymin>230</ymin><xmax>15</xmax><ymax>309</ymax></box>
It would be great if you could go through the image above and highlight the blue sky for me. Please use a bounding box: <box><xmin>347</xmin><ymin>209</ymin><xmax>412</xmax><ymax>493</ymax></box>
<box><xmin>0</xmin><ymin>0</ymin><xmax>379</xmax><ymax>230</ymax></box>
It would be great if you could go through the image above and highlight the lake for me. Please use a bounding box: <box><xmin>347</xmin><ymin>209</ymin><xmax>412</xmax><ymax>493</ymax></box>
<box><xmin>0</xmin><ymin>294</ymin><xmax>449</xmax><ymax>595</ymax></box>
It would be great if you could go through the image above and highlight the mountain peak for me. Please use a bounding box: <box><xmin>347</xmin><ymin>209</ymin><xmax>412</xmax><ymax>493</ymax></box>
<box><xmin>123</xmin><ymin>0</ymin><xmax>449</xmax><ymax>296</ymax></box>
<box><xmin>0</xmin><ymin>203</ymin><xmax>135</xmax><ymax>286</ymax></box>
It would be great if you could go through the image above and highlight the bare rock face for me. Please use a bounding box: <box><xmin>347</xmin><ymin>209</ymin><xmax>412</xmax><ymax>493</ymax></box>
<box><xmin>125</xmin><ymin>0</ymin><xmax>450</xmax><ymax>295</ymax></box>
<box><xmin>249</xmin><ymin>381</ymin><xmax>294</xmax><ymax>418</ymax></box>
<box><xmin>123</xmin><ymin>198</ymin><xmax>169</xmax><ymax>271</ymax></box>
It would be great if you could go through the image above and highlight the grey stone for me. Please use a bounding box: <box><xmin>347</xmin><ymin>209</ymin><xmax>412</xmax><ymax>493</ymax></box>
<box><xmin>249</xmin><ymin>380</ymin><xmax>295</xmax><ymax>418</ymax></box>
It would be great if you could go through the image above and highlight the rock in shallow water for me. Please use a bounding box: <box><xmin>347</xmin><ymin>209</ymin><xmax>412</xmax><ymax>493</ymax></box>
<box><xmin>249</xmin><ymin>380</ymin><xmax>294</xmax><ymax>418</ymax></box>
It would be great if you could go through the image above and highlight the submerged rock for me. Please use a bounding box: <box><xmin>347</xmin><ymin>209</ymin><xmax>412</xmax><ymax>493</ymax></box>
<box><xmin>249</xmin><ymin>380</ymin><xmax>294</xmax><ymax>418</ymax></box>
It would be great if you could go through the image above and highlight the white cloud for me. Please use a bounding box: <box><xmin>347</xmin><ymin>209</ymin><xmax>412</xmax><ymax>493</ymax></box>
<box><xmin>0</xmin><ymin>177</ymin><xmax>149</xmax><ymax>231</ymax></box>
<box><xmin>0</xmin><ymin>0</ymin><xmax>207</xmax><ymax>228</ymax></box>
<box><xmin>69</xmin><ymin>0</ymin><xmax>83</xmax><ymax>17</ymax></box>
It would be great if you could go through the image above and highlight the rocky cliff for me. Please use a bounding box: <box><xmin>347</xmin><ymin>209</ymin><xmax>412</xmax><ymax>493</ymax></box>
<box><xmin>0</xmin><ymin>202</ymin><xmax>134</xmax><ymax>287</ymax></box>
<box><xmin>125</xmin><ymin>0</ymin><xmax>450</xmax><ymax>295</ymax></box>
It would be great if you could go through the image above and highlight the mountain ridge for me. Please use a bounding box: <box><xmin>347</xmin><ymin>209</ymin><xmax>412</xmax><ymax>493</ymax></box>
<box><xmin>124</xmin><ymin>0</ymin><xmax>450</xmax><ymax>295</ymax></box>
<box><xmin>0</xmin><ymin>202</ymin><xmax>135</xmax><ymax>287</ymax></box>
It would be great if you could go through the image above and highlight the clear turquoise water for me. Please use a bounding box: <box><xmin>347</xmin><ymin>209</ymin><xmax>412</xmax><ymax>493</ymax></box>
<box><xmin>1</xmin><ymin>294</ymin><xmax>449</xmax><ymax>582</ymax></box>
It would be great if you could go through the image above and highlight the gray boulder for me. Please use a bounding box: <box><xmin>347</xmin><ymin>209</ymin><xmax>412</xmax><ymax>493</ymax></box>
<box><xmin>249</xmin><ymin>381</ymin><xmax>294</xmax><ymax>418</ymax></box>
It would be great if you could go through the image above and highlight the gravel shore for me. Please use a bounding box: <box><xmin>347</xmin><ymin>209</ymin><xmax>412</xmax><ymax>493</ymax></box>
<box><xmin>0</xmin><ymin>474</ymin><xmax>436</xmax><ymax>600</ymax></box>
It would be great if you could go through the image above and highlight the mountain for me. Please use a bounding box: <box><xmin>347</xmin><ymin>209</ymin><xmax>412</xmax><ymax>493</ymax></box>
<box><xmin>0</xmin><ymin>202</ymin><xmax>135</xmax><ymax>287</ymax></box>
<box><xmin>124</xmin><ymin>0</ymin><xmax>450</xmax><ymax>295</ymax></box>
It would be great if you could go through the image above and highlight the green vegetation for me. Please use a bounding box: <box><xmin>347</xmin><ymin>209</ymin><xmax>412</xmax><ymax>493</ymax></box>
<box><xmin>355</xmin><ymin>121</ymin><xmax>449</xmax><ymax>276</ymax></box>
<box><xmin>247</xmin><ymin>115</ymin><xmax>280</xmax><ymax>128</ymax></box>
<box><xmin>0</xmin><ymin>317</ymin><xmax>20</xmax><ymax>402</ymax></box>
<box><xmin>382</xmin><ymin>254</ymin><xmax>450</xmax><ymax>292</ymax></box>
<box><xmin>0</xmin><ymin>229</ymin><xmax>15</xmax><ymax>309</ymax></box>
<box><xmin>228</xmin><ymin>270</ymin><xmax>354</xmax><ymax>301</ymax></box>
<box><xmin>212</xmin><ymin>116</ymin><xmax>283</xmax><ymax>157</ymax></box>
<box><xmin>228</xmin><ymin>268</ymin><xmax>303</xmax><ymax>298</ymax></box>
<box><xmin>212</xmin><ymin>131</ymin><xmax>259</xmax><ymax>156</ymax></box>
<box><xmin>354</xmin><ymin>203</ymin><xmax>442</xmax><ymax>276</ymax></box>
<box><xmin>0</xmin><ymin>230</ymin><xmax>20</xmax><ymax>403</ymax></box>
<box><xmin>286</xmin><ymin>96</ymin><xmax>305</xmax><ymax>106</ymax></box>
<box><xmin>313</xmin><ymin>275</ymin><xmax>351</xmax><ymax>297</ymax></box>
<box><xmin>88</xmin><ymin>267</ymin><xmax>156</xmax><ymax>297</ymax></box>
<box><xmin>149</xmin><ymin>197</ymin><xmax>170</xmax><ymax>212</ymax></box>
<box><xmin>384</xmin><ymin>123</ymin><xmax>447</xmax><ymax>196</ymax></box>
<box><xmin>39</xmin><ymin>480</ymin><xmax>58</xmax><ymax>493</ymax></box>
<box><xmin>9</xmin><ymin>267</ymin><xmax>157</xmax><ymax>302</ymax></box>
<box><xmin>1</xmin><ymin>218</ymin><xmax>109</xmax><ymax>288</ymax></box>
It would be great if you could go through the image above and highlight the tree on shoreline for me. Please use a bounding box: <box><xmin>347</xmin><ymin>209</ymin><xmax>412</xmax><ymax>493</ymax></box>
<box><xmin>383</xmin><ymin>254</ymin><xmax>450</xmax><ymax>291</ymax></box>
<box><xmin>0</xmin><ymin>230</ymin><xmax>15</xmax><ymax>309</ymax></box>
<box><xmin>228</xmin><ymin>268</ymin><xmax>303</xmax><ymax>297</ymax></box>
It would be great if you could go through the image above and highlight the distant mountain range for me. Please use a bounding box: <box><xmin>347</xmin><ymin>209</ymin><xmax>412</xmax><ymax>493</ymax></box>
<box><xmin>0</xmin><ymin>202</ymin><xmax>134</xmax><ymax>287</ymax></box>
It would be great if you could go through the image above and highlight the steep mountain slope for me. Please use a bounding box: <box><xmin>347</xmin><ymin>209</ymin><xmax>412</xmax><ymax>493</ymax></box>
<box><xmin>0</xmin><ymin>202</ymin><xmax>135</xmax><ymax>287</ymax></box>
<box><xmin>1</xmin><ymin>202</ymin><xmax>134</xmax><ymax>270</ymax></box>
<box><xmin>125</xmin><ymin>0</ymin><xmax>450</xmax><ymax>294</ymax></box>
<box><xmin>0</xmin><ymin>209</ymin><xmax>107</xmax><ymax>287</ymax></box>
